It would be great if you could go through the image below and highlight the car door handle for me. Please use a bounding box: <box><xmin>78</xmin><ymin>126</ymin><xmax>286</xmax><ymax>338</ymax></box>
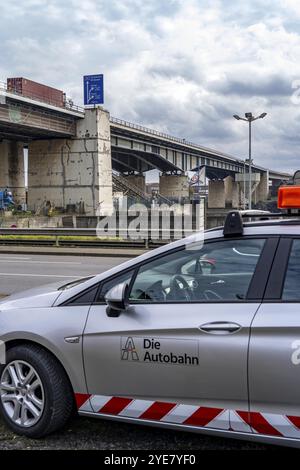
<box><xmin>199</xmin><ymin>321</ymin><xmax>241</xmax><ymax>334</ymax></box>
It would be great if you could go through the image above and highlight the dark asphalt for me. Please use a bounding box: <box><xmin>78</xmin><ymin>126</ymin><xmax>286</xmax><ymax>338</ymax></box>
<box><xmin>0</xmin><ymin>414</ymin><xmax>278</xmax><ymax>450</ymax></box>
<box><xmin>0</xmin><ymin>253</ymin><xmax>129</xmax><ymax>295</ymax></box>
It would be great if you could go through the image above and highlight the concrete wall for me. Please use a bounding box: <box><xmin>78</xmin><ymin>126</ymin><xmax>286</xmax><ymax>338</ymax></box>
<box><xmin>0</xmin><ymin>140</ymin><xmax>25</xmax><ymax>205</ymax></box>
<box><xmin>159</xmin><ymin>175</ymin><xmax>189</xmax><ymax>198</ymax></box>
<box><xmin>28</xmin><ymin>108</ymin><xmax>113</xmax><ymax>215</ymax></box>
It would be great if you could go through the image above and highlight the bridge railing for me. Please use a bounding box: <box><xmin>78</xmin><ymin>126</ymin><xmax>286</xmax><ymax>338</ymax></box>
<box><xmin>110</xmin><ymin>117</ymin><xmax>289</xmax><ymax>177</ymax></box>
<box><xmin>110</xmin><ymin>116</ymin><xmax>240</xmax><ymax>162</ymax></box>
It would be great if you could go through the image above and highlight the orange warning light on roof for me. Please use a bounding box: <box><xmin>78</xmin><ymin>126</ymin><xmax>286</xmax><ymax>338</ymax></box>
<box><xmin>278</xmin><ymin>186</ymin><xmax>300</xmax><ymax>209</ymax></box>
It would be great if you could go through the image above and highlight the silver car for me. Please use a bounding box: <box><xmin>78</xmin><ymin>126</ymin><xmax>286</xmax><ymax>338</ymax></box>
<box><xmin>1</xmin><ymin>212</ymin><xmax>300</xmax><ymax>448</ymax></box>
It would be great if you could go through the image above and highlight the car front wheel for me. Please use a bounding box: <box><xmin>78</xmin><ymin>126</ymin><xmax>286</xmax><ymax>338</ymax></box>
<box><xmin>0</xmin><ymin>344</ymin><xmax>74</xmax><ymax>438</ymax></box>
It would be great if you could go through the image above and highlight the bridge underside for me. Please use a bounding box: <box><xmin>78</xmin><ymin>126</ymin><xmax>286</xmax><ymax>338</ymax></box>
<box><xmin>111</xmin><ymin>147</ymin><xmax>181</xmax><ymax>173</ymax></box>
<box><xmin>111</xmin><ymin>151</ymin><xmax>242</xmax><ymax>180</ymax></box>
<box><xmin>192</xmin><ymin>165</ymin><xmax>237</xmax><ymax>180</ymax></box>
<box><xmin>0</xmin><ymin>123</ymin><xmax>73</xmax><ymax>141</ymax></box>
<box><xmin>0</xmin><ymin>99</ymin><xmax>76</xmax><ymax>141</ymax></box>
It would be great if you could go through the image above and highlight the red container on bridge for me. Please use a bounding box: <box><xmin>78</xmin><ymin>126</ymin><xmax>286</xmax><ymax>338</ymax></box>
<box><xmin>7</xmin><ymin>77</ymin><xmax>65</xmax><ymax>108</ymax></box>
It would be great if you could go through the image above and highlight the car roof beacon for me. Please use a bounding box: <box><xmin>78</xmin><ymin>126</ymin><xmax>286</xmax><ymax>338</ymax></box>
<box><xmin>223</xmin><ymin>211</ymin><xmax>244</xmax><ymax>237</ymax></box>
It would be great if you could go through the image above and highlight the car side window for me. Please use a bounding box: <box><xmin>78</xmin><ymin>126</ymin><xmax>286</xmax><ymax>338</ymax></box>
<box><xmin>96</xmin><ymin>269</ymin><xmax>135</xmax><ymax>303</ymax></box>
<box><xmin>282</xmin><ymin>239</ymin><xmax>300</xmax><ymax>300</ymax></box>
<box><xmin>129</xmin><ymin>238</ymin><xmax>266</xmax><ymax>303</ymax></box>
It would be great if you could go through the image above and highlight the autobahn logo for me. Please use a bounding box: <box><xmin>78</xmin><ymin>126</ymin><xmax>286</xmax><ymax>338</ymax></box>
<box><xmin>121</xmin><ymin>337</ymin><xmax>139</xmax><ymax>361</ymax></box>
<box><xmin>121</xmin><ymin>336</ymin><xmax>199</xmax><ymax>366</ymax></box>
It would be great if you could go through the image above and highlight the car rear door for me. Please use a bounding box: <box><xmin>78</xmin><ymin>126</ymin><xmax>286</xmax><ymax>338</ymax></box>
<box><xmin>248</xmin><ymin>236</ymin><xmax>300</xmax><ymax>439</ymax></box>
<box><xmin>82</xmin><ymin>236</ymin><xmax>277</xmax><ymax>433</ymax></box>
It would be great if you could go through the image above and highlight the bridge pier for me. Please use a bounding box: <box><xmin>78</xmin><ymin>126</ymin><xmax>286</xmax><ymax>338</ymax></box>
<box><xmin>207</xmin><ymin>177</ymin><xmax>239</xmax><ymax>209</ymax></box>
<box><xmin>159</xmin><ymin>174</ymin><xmax>189</xmax><ymax>199</ymax></box>
<box><xmin>254</xmin><ymin>170</ymin><xmax>269</xmax><ymax>203</ymax></box>
<box><xmin>28</xmin><ymin>108</ymin><xmax>113</xmax><ymax>215</ymax></box>
<box><xmin>235</xmin><ymin>171</ymin><xmax>270</xmax><ymax>207</ymax></box>
<box><xmin>0</xmin><ymin>140</ymin><xmax>26</xmax><ymax>206</ymax></box>
<box><xmin>208</xmin><ymin>180</ymin><xmax>225</xmax><ymax>208</ymax></box>
<box><xmin>122</xmin><ymin>174</ymin><xmax>146</xmax><ymax>193</ymax></box>
<box><xmin>224</xmin><ymin>176</ymin><xmax>239</xmax><ymax>207</ymax></box>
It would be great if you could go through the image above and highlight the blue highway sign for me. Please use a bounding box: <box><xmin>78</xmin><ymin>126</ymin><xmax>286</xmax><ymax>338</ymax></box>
<box><xmin>84</xmin><ymin>74</ymin><xmax>104</xmax><ymax>106</ymax></box>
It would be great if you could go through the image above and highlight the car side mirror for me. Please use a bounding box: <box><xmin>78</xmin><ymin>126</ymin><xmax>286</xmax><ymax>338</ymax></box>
<box><xmin>105</xmin><ymin>282</ymin><xmax>129</xmax><ymax>317</ymax></box>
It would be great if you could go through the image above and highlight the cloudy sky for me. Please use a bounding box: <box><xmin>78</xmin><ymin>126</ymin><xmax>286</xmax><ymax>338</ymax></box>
<box><xmin>1</xmin><ymin>0</ymin><xmax>300</xmax><ymax>173</ymax></box>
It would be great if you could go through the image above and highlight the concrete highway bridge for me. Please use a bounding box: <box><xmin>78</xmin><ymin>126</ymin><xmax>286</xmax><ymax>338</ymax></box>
<box><xmin>0</xmin><ymin>79</ymin><xmax>291</xmax><ymax>215</ymax></box>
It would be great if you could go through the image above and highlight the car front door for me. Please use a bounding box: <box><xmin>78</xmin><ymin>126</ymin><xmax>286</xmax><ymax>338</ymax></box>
<box><xmin>83</xmin><ymin>236</ymin><xmax>276</xmax><ymax>432</ymax></box>
<box><xmin>248</xmin><ymin>237</ymin><xmax>300</xmax><ymax>439</ymax></box>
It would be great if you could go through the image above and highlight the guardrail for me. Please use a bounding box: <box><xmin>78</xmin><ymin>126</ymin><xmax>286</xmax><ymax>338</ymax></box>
<box><xmin>0</xmin><ymin>227</ymin><xmax>199</xmax><ymax>249</ymax></box>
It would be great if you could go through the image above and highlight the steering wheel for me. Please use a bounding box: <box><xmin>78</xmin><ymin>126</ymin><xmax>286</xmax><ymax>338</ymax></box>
<box><xmin>169</xmin><ymin>275</ymin><xmax>192</xmax><ymax>301</ymax></box>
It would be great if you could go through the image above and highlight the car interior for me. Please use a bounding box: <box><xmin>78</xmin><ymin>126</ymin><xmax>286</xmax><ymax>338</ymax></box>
<box><xmin>129</xmin><ymin>239</ymin><xmax>265</xmax><ymax>302</ymax></box>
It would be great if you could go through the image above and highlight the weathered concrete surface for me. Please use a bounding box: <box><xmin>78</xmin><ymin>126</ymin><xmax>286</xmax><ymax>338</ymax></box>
<box><xmin>206</xmin><ymin>208</ymin><xmax>228</xmax><ymax>229</ymax></box>
<box><xmin>0</xmin><ymin>101</ymin><xmax>76</xmax><ymax>138</ymax></box>
<box><xmin>0</xmin><ymin>215</ymin><xmax>65</xmax><ymax>228</ymax></box>
<box><xmin>207</xmin><ymin>180</ymin><xmax>225</xmax><ymax>209</ymax></box>
<box><xmin>0</xmin><ymin>140</ymin><xmax>25</xmax><ymax>205</ymax></box>
<box><xmin>224</xmin><ymin>176</ymin><xmax>239</xmax><ymax>208</ymax></box>
<box><xmin>255</xmin><ymin>170</ymin><xmax>269</xmax><ymax>202</ymax></box>
<box><xmin>28</xmin><ymin>108</ymin><xmax>113</xmax><ymax>216</ymax></box>
<box><xmin>159</xmin><ymin>175</ymin><xmax>189</xmax><ymax>198</ymax></box>
<box><xmin>123</xmin><ymin>174</ymin><xmax>146</xmax><ymax>192</ymax></box>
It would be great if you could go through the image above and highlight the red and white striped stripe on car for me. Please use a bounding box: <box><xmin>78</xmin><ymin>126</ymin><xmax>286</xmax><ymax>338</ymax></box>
<box><xmin>75</xmin><ymin>393</ymin><xmax>300</xmax><ymax>439</ymax></box>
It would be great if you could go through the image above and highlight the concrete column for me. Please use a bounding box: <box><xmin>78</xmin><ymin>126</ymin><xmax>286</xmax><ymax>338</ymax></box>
<box><xmin>0</xmin><ymin>141</ymin><xmax>11</xmax><ymax>189</ymax></box>
<box><xmin>224</xmin><ymin>176</ymin><xmax>239</xmax><ymax>209</ymax></box>
<box><xmin>208</xmin><ymin>180</ymin><xmax>225</xmax><ymax>208</ymax></box>
<box><xmin>255</xmin><ymin>171</ymin><xmax>269</xmax><ymax>202</ymax></box>
<box><xmin>123</xmin><ymin>175</ymin><xmax>146</xmax><ymax>192</ymax></box>
<box><xmin>28</xmin><ymin>107</ymin><xmax>113</xmax><ymax>215</ymax></box>
<box><xmin>224</xmin><ymin>176</ymin><xmax>233</xmax><ymax>205</ymax></box>
<box><xmin>0</xmin><ymin>140</ymin><xmax>25</xmax><ymax>206</ymax></box>
<box><xmin>159</xmin><ymin>175</ymin><xmax>189</xmax><ymax>198</ymax></box>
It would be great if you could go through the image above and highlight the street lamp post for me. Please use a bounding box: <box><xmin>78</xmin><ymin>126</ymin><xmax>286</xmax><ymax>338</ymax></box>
<box><xmin>233</xmin><ymin>112</ymin><xmax>267</xmax><ymax>210</ymax></box>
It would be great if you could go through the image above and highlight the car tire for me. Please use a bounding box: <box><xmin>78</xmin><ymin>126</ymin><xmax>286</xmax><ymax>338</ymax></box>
<box><xmin>0</xmin><ymin>343</ymin><xmax>74</xmax><ymax>438</ymax></box>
